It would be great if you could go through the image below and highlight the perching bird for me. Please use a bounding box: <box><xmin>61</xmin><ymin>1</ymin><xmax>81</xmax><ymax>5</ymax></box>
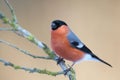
<box><xmin>51</xmin><ymin>20</ymin><xmax>112</xmax><ymax>71</ymax></box>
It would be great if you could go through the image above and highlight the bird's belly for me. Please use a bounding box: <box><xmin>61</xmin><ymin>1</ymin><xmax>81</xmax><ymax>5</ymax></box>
<box><xmin>51</xmin><ymin>41</ymin><xmax>84</xmax><ymax>62</ymax></box>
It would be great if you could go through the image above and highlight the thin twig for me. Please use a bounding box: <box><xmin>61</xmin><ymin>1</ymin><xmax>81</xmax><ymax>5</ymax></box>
<box><xmin>0</xmin><ymin>27</ymin><xmax>14</xmax><ymax>31</ymax></box>
<box><xmin>0</xmin><ymin>58</ymin><xmax>64</xmax><ymax>76</ymax></box>
<box><xmin>0</xmin><ymin>39</ymin><xmax>52</xmax><ymax>60</ymax></box>
<box><xmin>4</xmin><ymin>0</ymin><xmax>18</xmax><ymax>23</ymax></box>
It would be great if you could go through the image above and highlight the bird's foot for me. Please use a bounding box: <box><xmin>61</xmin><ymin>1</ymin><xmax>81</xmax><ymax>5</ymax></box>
<box><xmin>64</xmin><ymin>63</ymin><xmax>75</xmax><ymax>75</ymax></box>
<box><xmin>64</xmin><ymin>67</ymin><xmax>71</xmax><ymax>75</ymax></box>
<box><xmin>57</xmin><ymin>57</ymin><xmax>65</xmax><ymax>64</ymax></box>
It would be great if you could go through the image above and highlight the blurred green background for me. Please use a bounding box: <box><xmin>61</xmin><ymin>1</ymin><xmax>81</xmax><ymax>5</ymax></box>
<box><xmin>0</xmin><ymin>0</ymin><xmax>120</xmax><ymax>80</ymax></box>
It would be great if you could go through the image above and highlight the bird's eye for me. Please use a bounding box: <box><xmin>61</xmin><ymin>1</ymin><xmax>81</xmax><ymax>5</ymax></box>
<box><xmin>51</xmin><ymin>23</ymin><xmax>59</xmax><ymax>30</ymax></box>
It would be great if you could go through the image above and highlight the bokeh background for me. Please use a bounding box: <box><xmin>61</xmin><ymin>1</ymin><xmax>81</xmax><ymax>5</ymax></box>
<box><xmin>0</xmin><ymin>0</ymin><xmax>120</xmax><ymax>80</ymax></box>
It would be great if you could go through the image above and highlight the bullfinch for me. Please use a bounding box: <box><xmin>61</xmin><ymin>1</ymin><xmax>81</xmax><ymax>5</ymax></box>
<box><xmin>51</xmin><ymin>20</ymin><xmax>112</xmax><ymax>71</ymax></box>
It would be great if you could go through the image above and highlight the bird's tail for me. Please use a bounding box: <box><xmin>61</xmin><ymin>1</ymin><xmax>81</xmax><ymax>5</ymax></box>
<box><xmin>91</xmin><ymin>53</ymin><xmax>112</xmax><ymax>67</ymax></box>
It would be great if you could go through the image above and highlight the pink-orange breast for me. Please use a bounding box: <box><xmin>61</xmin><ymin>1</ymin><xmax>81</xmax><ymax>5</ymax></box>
<box><xmin>51</xmin><ymin>26</ymin><xmax>84</xmax><ymax>62</ymax></box>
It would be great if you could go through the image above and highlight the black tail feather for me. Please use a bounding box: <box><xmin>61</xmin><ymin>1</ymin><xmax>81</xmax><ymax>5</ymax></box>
<box><xmin>91</xmin><ymin>53</ymin><xmax>112</xmax><ymax>67</ymax></box>
<box><xmin>98</xmin><ymin>57</ymin><xmax>112</xmax><ymax>67</ymax></box>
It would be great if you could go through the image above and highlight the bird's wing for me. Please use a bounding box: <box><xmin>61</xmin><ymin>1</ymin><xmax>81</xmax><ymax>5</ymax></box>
<box><xmin>67</xmin><ymin>30</ymin><xmax>112</xmax><ymax>67</ymax></box>
<box><xmin>67</xmin><ymin>30</ymin><xmax>93</xmax><ymax>53</ymax></box>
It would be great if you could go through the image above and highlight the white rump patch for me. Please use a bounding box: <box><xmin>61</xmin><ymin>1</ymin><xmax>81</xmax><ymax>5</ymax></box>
<box><xmin>75</xmin><ymin>54</ymin><xmax>100</xmax><ymax>64</ymax></box>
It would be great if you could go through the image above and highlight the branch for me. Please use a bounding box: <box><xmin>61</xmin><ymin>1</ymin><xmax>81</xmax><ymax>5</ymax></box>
<box><xmin>0</xmin><ymin>58</ymin><xmax>64</xmax><ymax>76</ymax></box>
<box><xmin>4</xmin><ymin>0</ymin><xmax>18</xmax><ymax>23</ymax></box>
<box><xmin>0</xmin><ymin>0</ymin><xmax>76</xmax><ymax>80</ymax></box>
<box><xmin>0</xmin><ymin>27</ymin><xmax>14</xmax><ymax>31</ymax></box>
<box><xmin>0</xmin><ymin>39</ymin><xmax>52</xmax><ymax>60</ymax></box>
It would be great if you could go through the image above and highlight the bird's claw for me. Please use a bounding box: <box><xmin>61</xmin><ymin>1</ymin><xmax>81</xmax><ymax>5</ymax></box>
<box><xmin>64</xmin><ymin>67</ymin><xmax>71</xmax><ymax>75</ymax></box>
<box><xmin>57</xmin><ymin>57</ymin><xmax>65</xmax><ymax>64</ymax></box>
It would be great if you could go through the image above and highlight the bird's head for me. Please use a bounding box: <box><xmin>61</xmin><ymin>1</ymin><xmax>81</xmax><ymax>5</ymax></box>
<box><xmin>51</xmin><ymin>20</ymin><xmax>68</xmax><ymax>30</ymax></box>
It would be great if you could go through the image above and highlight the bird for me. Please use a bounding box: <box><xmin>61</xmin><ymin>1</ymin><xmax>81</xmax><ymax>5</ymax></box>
<box><xmin>50</xmin><ymin>20</ymin><xmax>112</xmax><ymax>73</ymax></box>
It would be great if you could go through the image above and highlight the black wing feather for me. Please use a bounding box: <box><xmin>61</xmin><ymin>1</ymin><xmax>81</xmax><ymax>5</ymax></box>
<box><xmin>71</xmin><ymin>41</ymin><xmax>92</xmax><ymax>53</ymax></box>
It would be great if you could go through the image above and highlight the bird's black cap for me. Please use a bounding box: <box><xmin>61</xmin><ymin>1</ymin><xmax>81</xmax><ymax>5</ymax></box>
<box><xmin>51</xmin><ymin>20</ymin><xmax>67</xmax><ymax>30</ymax></box>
